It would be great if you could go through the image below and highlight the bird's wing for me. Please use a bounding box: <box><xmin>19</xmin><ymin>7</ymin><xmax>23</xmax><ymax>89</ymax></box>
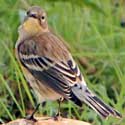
<box><xmin>17</xmin><ymin>33</ymin><xmax>86</xmax><ymax>106</ymax></box>
<box><xmin>19</xmin><ymin>54</ymin><xmax>84</xmax><ymax>106</ymax></box>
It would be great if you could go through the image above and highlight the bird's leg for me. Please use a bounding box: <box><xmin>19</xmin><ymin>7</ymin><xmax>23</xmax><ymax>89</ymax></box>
<box><xmin>54</xmin><ymin>97</ymin><xmax>63</xmax><ymax>120</ymax></box>
<box><xmin>25</xmin><ymin>103</ymin><xmax>41</xmax><ymax>122</ymax></box>
<box><xmin>56</xmin><ymin>99</ymin><xmax>61</xmax><ymax>117</ymax></box>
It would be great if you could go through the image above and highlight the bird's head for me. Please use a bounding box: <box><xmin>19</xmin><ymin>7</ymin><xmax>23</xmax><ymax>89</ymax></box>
<box><xmin>19</xmin><ymin>6</ymin><xmax>48</xmax><ymax>39</ymax></box>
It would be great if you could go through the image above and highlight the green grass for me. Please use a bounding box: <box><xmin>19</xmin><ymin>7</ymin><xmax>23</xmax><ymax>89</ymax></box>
<box><xmin>0</xmin><ymin>0</ymin><xmax>125</xmax><ymax>124</ymax></box>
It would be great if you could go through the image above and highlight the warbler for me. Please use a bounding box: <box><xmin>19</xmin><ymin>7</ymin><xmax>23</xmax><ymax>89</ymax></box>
<box><xmin>15</xmin><ymin>6</ymin><xmax>122</xmax><ymax>120</ymax></box>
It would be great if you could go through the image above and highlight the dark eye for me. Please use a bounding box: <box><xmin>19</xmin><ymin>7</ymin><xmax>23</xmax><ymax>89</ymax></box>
<box><xmin>27</xmin><ymin>11</ymin><xmax>30</xmax><ymax>15</ymax></box>
<box><xmin>41</xmin><ymin>16</ymin><xmax>45</xmax><ymax>20</ymax></box>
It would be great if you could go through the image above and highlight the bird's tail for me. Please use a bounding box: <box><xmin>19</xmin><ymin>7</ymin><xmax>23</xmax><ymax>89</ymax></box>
<box><xmin>72</xmin><ymin>87</ymin><xmax>122</xmax><ymax>119</ymax></box>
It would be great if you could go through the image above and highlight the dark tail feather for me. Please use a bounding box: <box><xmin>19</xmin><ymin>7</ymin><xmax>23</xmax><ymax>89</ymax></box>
<box><xmin>72</xmin><ymin>87</ymin><xmax>122</xmax><ymax>119</ymax></box>
<box><xmin>70</xmin><ymin>91</ymin><xmax>83</xmax><ymax>107</ymax></box>
<box><xmin>84</xmin><ymin>91</ymin><xmax>122</xmax><ymax>119</ymax></box>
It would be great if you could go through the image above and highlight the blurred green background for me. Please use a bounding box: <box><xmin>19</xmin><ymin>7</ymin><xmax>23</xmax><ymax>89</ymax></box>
<box><xmin>0</xmin><ymin>0</ymin><xmax>125</xmax><ymax>124</ymax></box>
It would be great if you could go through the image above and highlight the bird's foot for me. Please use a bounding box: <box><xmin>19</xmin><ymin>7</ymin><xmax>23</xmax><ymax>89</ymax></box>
<box><xmin>53</xmin><ymin>112</ymin><xmax>62</xmax><ymax>121</ymax></box>
<box><xmin>25</xmin><ymin>114</ymin><xmax>37</xmax><ymax>122</ymax></box>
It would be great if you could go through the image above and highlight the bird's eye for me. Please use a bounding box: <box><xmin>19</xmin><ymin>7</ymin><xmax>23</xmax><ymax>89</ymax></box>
<box><xmin>27</xmin><ymin>11</ymin><xmax>30</xmax><ymax>15</ymax></box>
<box><xmin>41</xmin><ymin>16</ymin><xmax>45</xmax><ymax>20</ymax></box>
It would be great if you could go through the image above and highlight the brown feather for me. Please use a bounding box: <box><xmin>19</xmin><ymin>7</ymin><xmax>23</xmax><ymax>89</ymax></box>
<box><xmin>15</xmin><ymin>6</ymin><xmax>122</xmax><ymax>119</ymax></box>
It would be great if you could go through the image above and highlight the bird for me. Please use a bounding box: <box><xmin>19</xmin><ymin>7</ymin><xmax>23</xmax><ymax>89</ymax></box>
<box><xmin>15</xmin><ymin>6</ymin><xmax>122</xmax><ymax>120</ymax></box>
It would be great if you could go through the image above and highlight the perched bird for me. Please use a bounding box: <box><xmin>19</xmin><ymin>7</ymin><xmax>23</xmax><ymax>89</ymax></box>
<box><xmin>15</xmin><ymin>6</ymin><xmax>122</xmax><ymax>120</ymax></box>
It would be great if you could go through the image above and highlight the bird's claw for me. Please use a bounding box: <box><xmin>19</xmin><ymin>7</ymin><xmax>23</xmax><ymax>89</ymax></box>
<box><xmin>53</xmin><ymin>112</ymin><xmax>62</xmax><ymax>121</ymax></box>
<box><xmin>24</xmin><ymin>114</ymin><xmax>37</xmax><ymax>122</ymax></box>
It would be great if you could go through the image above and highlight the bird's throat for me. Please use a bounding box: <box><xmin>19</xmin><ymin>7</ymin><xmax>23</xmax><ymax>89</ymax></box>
<box><xmin>22</xmin><ymin>18</ymin><xmax>42</xmax><ymax>36</ymax></box>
